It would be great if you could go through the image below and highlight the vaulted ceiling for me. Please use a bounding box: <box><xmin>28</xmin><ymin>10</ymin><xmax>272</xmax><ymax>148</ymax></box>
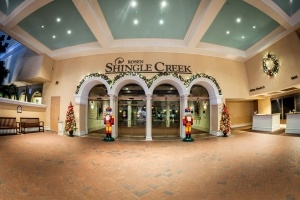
<box><xmin>0</xmin><ymin>0</ymin><xmax>299</xmax><ymax>61</ymax></box>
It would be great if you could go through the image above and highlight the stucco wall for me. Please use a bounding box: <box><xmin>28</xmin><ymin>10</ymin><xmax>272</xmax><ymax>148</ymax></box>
<box><xmin>42</xmin><ymin>52</ymin><xmax>249</xmax><ymax>129</ymax></box>
<box><xmin>0</xmin><ymin>98</ymin><xmax>46</xmax><ymax>123</ymax></box>
<box><xmin>245</xmin><ymin>31</ymin><xmax>300</xmax><ymax>96</ymax></box>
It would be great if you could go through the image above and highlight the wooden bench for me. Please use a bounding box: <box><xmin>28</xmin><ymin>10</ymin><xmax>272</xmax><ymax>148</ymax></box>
<box><xmin>0</xmin><ymin>117</ymin><xmax>20</xmax><ymax>134</ymax></box>
<box><xmin>20</xmin><ymin>118</ymin><xmax>44</xmax><ymax>134</ymax></box>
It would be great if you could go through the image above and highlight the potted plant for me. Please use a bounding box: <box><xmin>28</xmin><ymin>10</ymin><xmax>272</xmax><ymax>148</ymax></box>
<box><xmin>65</xmin><ymin>102</ymin><xmax>77</xmax><ymax>136</ymax></box>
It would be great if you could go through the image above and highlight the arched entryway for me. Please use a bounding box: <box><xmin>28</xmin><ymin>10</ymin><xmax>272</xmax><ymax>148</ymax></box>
<box><xmin>152</xmin><ymin>84</ymin><xmax>180</xmax><ymax>138</ymax></box>
<box><xmin>117</xmin><ymin>84</ymin><xmax>146</xmax><ymax>138</ymax></box>
<box><xmin>75</xmin><ymin>73</ymin><xmax>223</xmax><ymax>137</ymax></box>
<box><xmin>188</xmin><ymin>85</ymin><xmax>210</xmax><ymax>136</ymax></box>
<box><xmin>87</xmin><ymin>84</ymin><xmax>109</xmax><ymax>137</ymax></box>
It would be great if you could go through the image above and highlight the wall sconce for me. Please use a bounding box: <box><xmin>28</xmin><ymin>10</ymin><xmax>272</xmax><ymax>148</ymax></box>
<box><xmin>90</xmin><ymin>100</ymin><xmax>94</xmax><ymax>109</ymax></box>
<box><xmin>203</xmin><ymin>101</ymin><xmax>208</xmax><ymax>110</ymax></box>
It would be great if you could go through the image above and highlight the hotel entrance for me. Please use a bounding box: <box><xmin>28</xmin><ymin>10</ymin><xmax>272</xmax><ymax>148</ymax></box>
<box><xmin>152</xmin><ymin>84</ymin><xmax>180</xmax><ymax>138</ymax></box>
<box><xmin>117</xmin><ymin>84</ymin><xmax>146</xmax><ymax>138</ymax></box>
<box><xmin>118</xmin><ymin>100</ymin><xmax>146</xmax><ymax>137</ymax></box>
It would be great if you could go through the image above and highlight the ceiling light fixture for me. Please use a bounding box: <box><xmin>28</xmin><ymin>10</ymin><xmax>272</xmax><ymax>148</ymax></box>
<box><xmin>253</xmin><ymin>26</ymin><xmax>256</xmax><ymax>29</ymax></box>
<box><xmin>161</xmin><ymin>1</ymin><xmax>167</xmax><ymax>8</ymax></box>
<box><xmin>56</xmin><ymin>18</ymin><xmax>61</xmax><ymax>22</ymax></box>
<box><xmin>226</xmin><ymin>31</ymin><xmax>230</xmax><ymax>34</ymax></box>
<box><xmin>133</xmin><ymin>19</ymin><xmax>139</xmax><ymax>25</ymax></box>
<box><xmin>67</xmin><ymin>30</ymin><xmax>72</xmax><ymax>34</ymax></box>
<box><xmin>236</xmin><ymin>18</ymin><xmax>241</xmax><ymax>23</ymax></box>
<box><xmin>159</xmin><ymin>19</ymin><xmax>164</xmax><ymax>25</ymax></box>
<box><xmin>131</xmin><ymin>1</ymin><xmax>137</xmax><ymax>7</ymax></box>
<box><xmin>242</xmin><ymin>36</ymin><xmax>245</xmax><ymax>39</ymax></box>
<box><xmin>41</xmin><ymin>25</ymin><xmax>44</xmax><ymax>28</ymax></box>
<box><xmin>52</xmin><ymin>35</ymin><xmax>56</xmax><ymax>39</ymax></box>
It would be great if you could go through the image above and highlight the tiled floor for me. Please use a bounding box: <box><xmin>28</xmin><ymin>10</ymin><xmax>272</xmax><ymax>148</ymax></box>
<box><xmin>1</xmin><ymin>128</ymin><xmax>300</xmax><ymax>200</ymax></box>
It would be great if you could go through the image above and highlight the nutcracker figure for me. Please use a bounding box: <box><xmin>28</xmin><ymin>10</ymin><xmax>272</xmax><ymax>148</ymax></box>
<box><xmin>103</xmin><ymin>106</ymin><xmax>115</xmax><ymax>141</ymax></box>
<box><xmin>182</xmin><ymin>107</ymin><xmax>194</xmax><ymax>142</ymax></box>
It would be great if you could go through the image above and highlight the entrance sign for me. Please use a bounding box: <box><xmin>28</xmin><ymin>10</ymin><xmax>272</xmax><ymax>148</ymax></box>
<box><xmin>105</xmin><ymin>57</ymin><xmax>192</xmax><ymax>74</ymax></box>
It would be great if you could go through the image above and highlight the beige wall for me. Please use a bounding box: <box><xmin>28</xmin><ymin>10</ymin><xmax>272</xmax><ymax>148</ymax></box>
<box><xmin>0</xmin><ymin>101</ymin><xmax>46</xmax><ymax>122</ymax></box>
<box><xmin>258</xmin><ymin>97</ymin><xmax>271</xmax><ymax>114</ymax></box>
<box><xmin>226</xmin><ymin>101</ymin><xmax>255</xmax><ymax>127</ymax></box>
<box><xmin>246</xmin><ymin>31</ymin><xmax>300</xmax><ymax>96</ymax></box>
<box><xmin>42</xmin><ymin>52</ymin><xmax>249</xmax><ymax>129</ymax></box>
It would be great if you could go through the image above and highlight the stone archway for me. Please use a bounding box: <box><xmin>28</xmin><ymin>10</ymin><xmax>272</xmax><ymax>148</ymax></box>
<box><xmin>187</xmin><ymin>78</ymin><xmax>223</xmax><ymax>136</ymax></box>
<box><xmin>74</xmin><ymin>77</ymin><xmax>111</xmax><ymax>136</ymax></box>
<box><xmin>110</xmin><ymin>75</ymin><xmax>149</xmax><ymax>138</ymax></box>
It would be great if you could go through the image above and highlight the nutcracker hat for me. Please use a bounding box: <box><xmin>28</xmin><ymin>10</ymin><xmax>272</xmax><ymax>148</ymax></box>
<box><xmin>185</xmin><ymin>108</ymin><xmax>191</xmax><ymax>112</ymax></box>
<box><xmin>106</xmin><ymin>107</ymin><xmax>112</xmax><ymax>112</ymax></box>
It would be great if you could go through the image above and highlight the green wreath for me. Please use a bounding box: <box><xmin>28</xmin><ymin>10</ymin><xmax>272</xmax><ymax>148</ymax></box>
<box><xmin>262</xmin><ymin>53</ymin><xmax>279</xmax><ymax>76</ymax></box>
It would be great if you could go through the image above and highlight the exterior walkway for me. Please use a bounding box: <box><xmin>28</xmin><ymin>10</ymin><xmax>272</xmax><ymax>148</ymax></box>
<box><xmin>0</xmin><ymin>128</ymin><xmax>300</xmax><ymax>200</ymax></box>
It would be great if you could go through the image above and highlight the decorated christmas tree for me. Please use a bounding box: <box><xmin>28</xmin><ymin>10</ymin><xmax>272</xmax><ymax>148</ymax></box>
<box><xmin>65</xmin><ymin>102</ymin><xmax>77</xmax><ymax>134</ymax></box>
<box><xmin>220</xmin><ymin>103</ymin><xmax>231</xmax><ymax>136</ymax></box>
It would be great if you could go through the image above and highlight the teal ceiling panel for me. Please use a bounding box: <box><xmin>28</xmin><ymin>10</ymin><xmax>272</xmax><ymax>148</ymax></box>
<box><xmin>98</xmin><ymin>0</ymin><xmax>201</xmax><ymax>39</ymax></box>
<box><xmin>273</xmin><ymin>0</ymin><xmax>300</xmax><ymax>17</ymax></box>
<box><xmin>18</xmin><ymin>0</ymin><xmax>97</xmax><ymax>50</ymax></box>
<box><xmin>200</xmin><ymin>0</ymin><xmax>280</xmax><ymax>51</ymax></box>
<box><xmin>0</xmin><ymin>0</ymin><xmax>24</xmax><ymax>15</ymax></box>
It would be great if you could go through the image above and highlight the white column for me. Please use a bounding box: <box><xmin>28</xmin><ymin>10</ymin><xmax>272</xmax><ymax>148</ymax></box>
<box><xmin>127</xmin><ymin>101</ymin><xmax>132</xmax><ymax>127</ymax></box>
<box><xmin>180</xmin><ymin>95</ymin><xmax>188</xmax><ymax>138</ymax></box>
<box><xmin>109</xmin><ymin>95</ymin><xmax>117</xmax><ymax>138</ymax></box>
<box><xmin>146</xmin><ymin>94</ymin><xmax>152</xmax><ymax>141</ymax></box>
<box><xmin>166</xmin><ymin>101</ymin><xmax>170</xmax><ymax>127</ymax></box>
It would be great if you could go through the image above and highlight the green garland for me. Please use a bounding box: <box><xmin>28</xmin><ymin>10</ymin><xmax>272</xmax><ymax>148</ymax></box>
<box><xmin>262</xmin><ymin>53</ymin><xmax>279</xmax><ymax>76</ymax></box>
<box><xmin>75</xmin><ymin>72</ymin><xmax>222</xmax><ymax>95</ymax></box>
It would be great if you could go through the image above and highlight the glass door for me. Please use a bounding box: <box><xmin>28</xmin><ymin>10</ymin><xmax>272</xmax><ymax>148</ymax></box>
<box><xmin>118</xmin><ymin>100</ymin><xmax>146</xmax><ymax>138</ymax></box>
<box><xmin>152</xmin><ymin>98</ymin><xmax>180</xmax><ymax>138</ymax></box>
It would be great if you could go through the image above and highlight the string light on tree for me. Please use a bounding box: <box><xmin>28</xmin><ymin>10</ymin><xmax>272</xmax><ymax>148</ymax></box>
<box><xmin>220</xmin><ymin>104</ymin><xmax>231</xmax><ymax>137</ymax></box>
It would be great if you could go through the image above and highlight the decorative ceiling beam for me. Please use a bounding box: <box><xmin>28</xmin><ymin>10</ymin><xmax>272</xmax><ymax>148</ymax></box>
<box><xmin>1</xmin><ymin>0</ymin><xmax>53</xmax><ymax>29</ymax></box>
<box><xmin>245</xmin><ymin>0</ymin><xmax>292</xmax><ymax>30</ymax></box>
<box><xmin>184</xmin><ymin>0</ymin><xmax>225</xmax><ymax>48</ymax></box>
<box><xmin>73</xmin><ymin>0</ymin><xmax>114</xmax><ymax>48</ymax></box>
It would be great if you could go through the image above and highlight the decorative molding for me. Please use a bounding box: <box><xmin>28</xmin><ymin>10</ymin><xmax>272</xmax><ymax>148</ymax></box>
<box><xmin>75</xmin><ymin>72</ymin><xmax>222</xmax><ymax>95</ymax></box>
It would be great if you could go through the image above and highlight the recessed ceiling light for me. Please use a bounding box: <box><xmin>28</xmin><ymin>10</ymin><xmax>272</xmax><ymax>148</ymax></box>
<box><xmin>131</xmin><ymin>1</ymin><xmax>137</xmax><ymax>7</ymax></box>
<box><xmin>133</xmin><ymin>19</ymin><xmax>139</xmax><ymax>25</ymax></box>
<box><xmin>56</xmin><ymin>18</ymin><xmax>61</xmax><ymax>22</ymax></box>
<box><xmin>253</xmin><ymin>26</ymin><xmax>256</xmax><ymax>29</ymax></box>
<box><xmin>159</xmin><ymin>19</ymin><xmax>164</xmax><ymax>25</ymax></box>
<box><xmin>67</xmin><ymin>30</ymin><xmax>72</xmax><ymax>34</ymax></box>
<box><xmin>226</xmin><ymin>31</ymin><xmax>230</xmax><ymax>34</ymax></box>
<box><xmin>236</xmin><ymin>18</ymin><xmax>241</xmax><ymax>23</ymax></box>
<box><xmin>41</xmin><ymin>25</ymin><xmax>44</xmax><ymax>28</ymax></box>
<box><xmin>242</xmin><ymin>36</ymin><xmax>245</xmax><ymax>39</ymax></box>
<box><xmin>161</xmin><ymin>1</ymin><xmax>167</xmax><ymax>8</ymax></box>
<box><xmin>52</xmin><ymin>35</ymin><xmax>56</xmax><ymax>39</ymax></box>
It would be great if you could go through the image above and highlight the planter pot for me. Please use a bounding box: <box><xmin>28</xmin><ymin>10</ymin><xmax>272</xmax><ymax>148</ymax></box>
<box><xmin>69</xmin><ymin>130</ymin><xmax>74</xmax><ymax>137</ymax></box>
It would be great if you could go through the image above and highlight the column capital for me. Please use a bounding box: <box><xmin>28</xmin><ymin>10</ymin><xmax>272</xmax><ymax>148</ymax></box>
<box><xmin>109</xmin><ymin>94</ymin><xmax>117</xmax><ymax>102</ymax></box>
<box><xmin>146</xmin><ymin>94</ymin><xmax>152</xmax><ymax>101</ymax></box>
<box><xmin>181</xmin><ymin>94</ymin><xmax>189</xmax><ymax>101</ymax></box>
